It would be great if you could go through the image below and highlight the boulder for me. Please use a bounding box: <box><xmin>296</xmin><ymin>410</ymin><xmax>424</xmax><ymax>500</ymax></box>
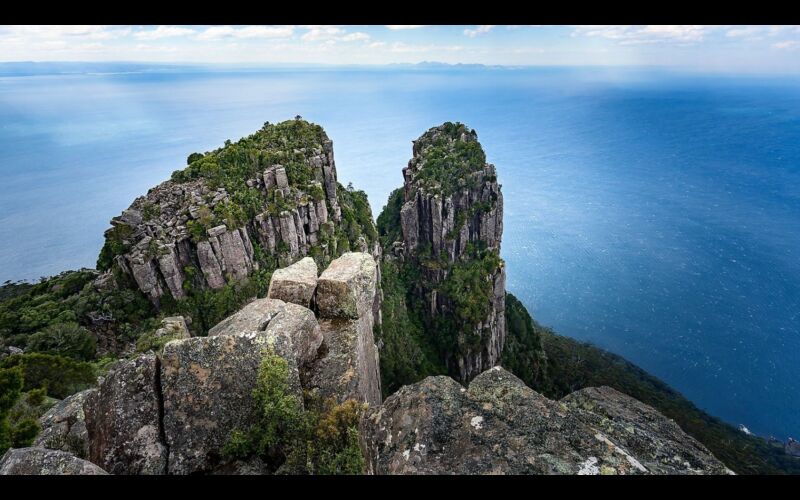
<box><xmin>84</xmin><ymin>352</ymin><xmax>167</xmax><ymax>475</ymax></box>
<box><xmin>316</xmin><ymin>252</ymin><xmax>377</xmax><ymax>319</ymax></box>
<box><xmin>267</xmin><ymin>257</ymin><xmax>318</xmax><ymax>308</ymax></box>
<box><xmin>207</xmin><ymin>298</ymin><xmax>286</xmax><ymax>337</ymax></box>
<box><xmin>307</xmin><ymin>316</ymin><xmax>381</xmax><ymax>406</ymax></box>
<box><xmin>157</xmin><ymin>316</ymin><xmax>191</xmax><ymax>339</ymax></box>
<box><xmin>365</xmin><ymin>367</ymin><xmax>730</xmax><ymax>475</ymax></box>
<box><xmin>561</xmin><ymin>386</ymin><xmax>735</xmax><ymax>475</ymax></box>
<box><xmin>0</xmin><ymin>448</ymin><xmax>108</xmax><ymax>475</ymax></box>
<box><xmin>33</xmin><ymin>389</ymin><xmax>95</xmax><ymax>458</ymax></box>
<box><xmin>160</xmin><ymin>330</ymin><xmax>302</xmax><ymax>475</ymax></box>
<box><xmin>263</xmin><ymin>302</ymin><xmax>323</xmax><ymax>367</ymax></box>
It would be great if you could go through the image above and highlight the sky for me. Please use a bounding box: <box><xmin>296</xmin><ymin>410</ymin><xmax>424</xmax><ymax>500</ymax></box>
<box><xmin>2</xmin><ymin>25</ymin><xmax>800</xmax><ymax>73</ymax></box>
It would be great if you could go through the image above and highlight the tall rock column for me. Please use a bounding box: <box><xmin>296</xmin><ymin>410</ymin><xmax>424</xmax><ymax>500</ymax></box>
<box><xmin>398</xmin><ymin>122</ymin><xmax>506</xmax><ymax>383</ymax></box>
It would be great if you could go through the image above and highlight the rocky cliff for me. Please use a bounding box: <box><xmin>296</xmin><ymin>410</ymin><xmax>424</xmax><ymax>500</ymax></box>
<box><xmin>1</xmin><ymin>253</ymin><xmax>730</xmax><ymax>475</ymax></box>
<box><xmin>96</xmin><ymin>119</ymin><xmax>378</xmax><ymax>318</ymax></box>
<box><xmin>386</xmin><ymin>122</ymin><xmax>505</xmax><ymax>383</ymax></box>
<box><xmin>0</xmin><ymin>121</ymin><xmax>737</xmax><ymax>476</ymax></box>
<box><xmin>1</xmin><ymin>252</ymin><xmax>382</xmax><ymax>475</ymax></box>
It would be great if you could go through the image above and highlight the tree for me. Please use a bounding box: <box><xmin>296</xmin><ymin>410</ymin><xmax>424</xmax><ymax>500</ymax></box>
<box><xmin>26</xmin><ymin>322</ymin><xmax>96</xmax><ymax>361</ymax></box>
<box><xmin>187</xmin><ymin>152</ymin><xmax>204</xmax><ymax>165</ymax></box>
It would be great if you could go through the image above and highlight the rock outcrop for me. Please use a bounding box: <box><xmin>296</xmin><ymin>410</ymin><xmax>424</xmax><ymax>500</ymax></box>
<box><xmin>392</xmin><ymin>122</ymin><xmax>505</xmax><ymax>382</ymax></box>
<box><xmin>98</xmin><ymin>120</ymin><xmax>360</xmax><ymax>309</ymax></box>
<box><xmin>267</xmin><ymin>256</ymin><xmax>318</xmax><ymax>308</ymax></box>
<box><xmin>365</xmin><ymin>367</ymin><xmax>732</xmax><ymax>475</ymax></box>
<box><xmin>33</xmin><ymin>389</ymin><xmax>95</xmax><ymax>458</ymax></box>
<box><xmin>161</xmin><ymin>325</ymin><xmax>303</xmax><ymax>474</ymax></box>
<box><xmin>84</xmin><ymin>352</ymin><xmax>167</xmax><ymax>475</ymax></box>
<box><xmin>307</xmin><ymin>252</ymin><xmax>382</xmax><ymax>406</ymax></box>
<box><xmin>0</xmin><ymin>448</ymin><xmax>108</xmax><ymax>475</ymax></box>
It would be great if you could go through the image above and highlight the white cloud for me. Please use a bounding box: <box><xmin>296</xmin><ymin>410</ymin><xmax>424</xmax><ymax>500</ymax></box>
<box><xmin>464</xmin><ymin>25</ymin><xmax>495</xmax><ymax>37</ymax></box>
<box><xmin>135</xmin><ymin>25</ymin><xmax>195</xmax><ymax>40</ymax></box>
<box><xmin>196</xmin><ymin>25</ymin><xmax>294</xmax><ymax>41</ymax></box>
<box><xmin>773</xmin><ymin>40</ymin><xmax>800</xmax><ymax>50</ymax></box>
<box><xmin>301</xmin><ymin>26</ymin><xmax>344</xmax><ymax>41</ymax></box>
<box><xmin>385</xmin><ymin>25</ymin><xmax>426</xmax><ymax>30</ymax></box>
<box><xmin>341</xmin><ymin>32</ymin><xmax>370</xmax><ymax>42</ymax></box>
<box><xmin>573</xmin><ymin>25</ymin><xmax>709</xmax><ymax>45</ymax></box>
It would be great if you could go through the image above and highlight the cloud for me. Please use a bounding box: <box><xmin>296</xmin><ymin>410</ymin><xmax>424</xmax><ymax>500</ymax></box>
<box><xmin>773</xmin><ymin>40</ymin><xmax>800</xmax><ymax>50</ymax></box>
<box><xmin>135</xmin><ymin>25</ymin><xmax>195</xmax><ymax>40</ymax></box>
<box><xmin>341</xmin><ymin>32</ymin><xmax>370</xmax><ymax>42</ymax></box>
<box><xmin>196</xmin><ymin>25</ymin><xmax>294</xmax><ymax>41</ymax></box>
<box><xmin>301</xmin><ymin>26</ymin><xmax>344</xmax><ymax>41</ymax></box>
<box><xmin>573</xmin><ymin>25</ymin><xmax>709</xmax><ymax>45</ymax></box>
<box><xmin>464</xmin><ymin>25</ymin><xmax>495</xmax><ymax>37</ymax></box>
<box><xmin>389</xmin><ymin>42</ymin><xmax>463</xmax><ymax>53</ymax></box>
<box><xmin>385</xmin><ymin>25</ymin><xmax>426</xmax><ymax>30</ymax></box>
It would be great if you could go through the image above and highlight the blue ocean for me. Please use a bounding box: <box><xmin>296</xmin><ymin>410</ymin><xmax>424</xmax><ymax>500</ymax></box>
<box><xmin>1</xmin><ymin>65</ymin><xmax>798</xmax><ymax>440</ymax></box>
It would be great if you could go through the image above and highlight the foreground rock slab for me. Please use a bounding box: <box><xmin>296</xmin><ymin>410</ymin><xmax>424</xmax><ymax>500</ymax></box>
<box><xmin>84</xmin><ymin>352</ymin><xmax>167</xmax><ymax>475</ymax></box>
<box><xmin>365</xmin><ymin>367</ymin><xmax>731</xmax><ymax>475</ymax></box>
<box><xmin>33</xmin><ymin>389</ymin><xmax>96</xmax><ymax>458</ymax></box>
<box><xmin>161</xmin><ymin>330</ymin><xmax>302</xmax><ymax>474</ymax></box>
<box><xmin>0</xmin><ymin>448</ymin><xmax>108</xmax><ymax>475</ymax></box>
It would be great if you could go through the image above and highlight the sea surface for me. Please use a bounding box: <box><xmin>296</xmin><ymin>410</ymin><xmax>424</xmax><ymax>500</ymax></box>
<box><xmin>1</xmin><ymin>64</ymin><xmax>798</xmax><ymax>440</ymax></box>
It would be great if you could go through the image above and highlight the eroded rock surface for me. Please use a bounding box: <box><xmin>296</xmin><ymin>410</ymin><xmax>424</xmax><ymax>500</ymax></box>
<box><xmin>34</xmin><ymin>389</ymin><xmax>95</xmax><ymax>458</ymax></box>
<box><xmin>267</xmin><ymin>256</ymin><xmax>318</xmax><ymax>308</ymax></box>
<box><xmin>160</xmin><ymin>330</ymin><xmax>302</xmax><ymax>475</ymax></box>
<box><xmin>0</xmin><ymin>448</ymin><xmax>108</xmax><ymax>475</ymax></box>
<box><xmin>365</xmin><ymin>367</ymin><xmax>730</xmax><ymax>475</ymax></box>
<box><xmin>84</xmin><ymin>352</ymin><xmax>167</xmax><ymax>475</ymax></box>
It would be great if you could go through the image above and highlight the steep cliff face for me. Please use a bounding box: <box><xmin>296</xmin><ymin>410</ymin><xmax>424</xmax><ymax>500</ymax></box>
<box><xmin>385</xmin><ymin>122</ymin><xmax>505</xmax><ymax>383</ymax></box>
<box><xmin>97</xmin><ymin>119</ymin><xmax>377</xmax><ymax>314</ymax></box>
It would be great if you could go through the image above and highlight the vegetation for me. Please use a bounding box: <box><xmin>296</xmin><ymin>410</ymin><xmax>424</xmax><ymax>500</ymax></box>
<box><xmin>223</xmin><ymin>347</ymin><xmax>367</xmax><ymax>474</ymax></box>
<box><xmin>501</xmin><ymin>292</ymin><xmax>800</xmax><ymax>475</ymax></box>
<box><xmin>0</xmin><ymin>353</ymin><xmax>96</xmax><ymax>399</ymax></box>
<box><xmin>172</xmin><ymin>118</ymin><xmax>328</xmax><ymax>191</ymax></box>
<box><xmin>0</xmin><ymin>366</ymin><xmax>55</xmax><ymax>455</ymax></box>
<box><xmin>25</xmin><ymin>322</ymin><xmax>96</xmax><ymax>361</ymax></box>
<box><xmin>376</xmin><ymin>259</ymin><xmax>446</xmax><ymax>396</ymax></box>
<box><xmin>410</xmin><ymin>122</ymin><xmax>486</xmax><ymax>196</ymax></box>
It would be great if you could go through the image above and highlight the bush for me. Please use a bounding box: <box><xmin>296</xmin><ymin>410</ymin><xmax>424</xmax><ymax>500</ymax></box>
<box><xmin>25</xmin><ymin>322</ymin><xmax>96</xmax><ymax>361</ymax></box>
<box><xmin>0</xmin><ymin>353</ymin><xmax>96</xmax><ymax>399</ymax></box>
<box><xmin>223</xmin><ymin>347</ymin><xmax>367</xmax><ymax>474</ymax></box>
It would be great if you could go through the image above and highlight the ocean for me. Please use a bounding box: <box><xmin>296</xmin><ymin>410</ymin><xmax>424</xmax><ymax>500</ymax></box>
<box><xmin>1</xmin><ymin>64</ymin><xmax>798</xmax><ymax>440</ymax></box>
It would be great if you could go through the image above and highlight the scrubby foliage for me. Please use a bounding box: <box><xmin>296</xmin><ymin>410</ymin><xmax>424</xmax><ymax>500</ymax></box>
<box><xmin>0</xmin><ymin>353</ymin><xmax>96</xmax><ymax>399</ymax></box>
<box><xmin>409</xmin><ymin>122</ymin><xmax>486</xmax><ymax>197</ymax></box>
<box><xmin>0</xmin><ymin>367</ymin><xmax>53</xmax><ymax>454</ymax></box>
<box><xmin>376</xmin><ymin>259</ymin><xmax>445</xmax><ymax>396</ymax></box>
<box><xmin>25</xmin><ymin>322</ymin><xmax>96</xmax><ymax>361</ymax></box>
<box><xmin>501</xmin><ymin>292</ymin><xmax>800</xmax><ymax>475</ymax></box>
<box><xmin>223</xmin><ymin>347</ymin><xmax>367</xmax><ymax>474</ymax></box>
<box><xmin>0</xmin><ymin>269</ymin><xmax>156</xmax><ymax>354</ymax></box>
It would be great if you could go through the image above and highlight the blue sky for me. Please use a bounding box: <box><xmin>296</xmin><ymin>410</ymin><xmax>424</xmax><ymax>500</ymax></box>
<box><xmin>2</xmin><ymin>25</ymin><xmax>800</xmax><ymax>73</ymax></box>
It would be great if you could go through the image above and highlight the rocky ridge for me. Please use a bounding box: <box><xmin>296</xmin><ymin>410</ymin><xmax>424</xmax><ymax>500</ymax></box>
<box><xmin>0</xmin><ymin>121</ymin><xmax>734</xmax><ymax>475</ymax></box>
<box><xmin>97</xmin><ymin>120</ymin><xmax>375</xmax><ymax>312</ymax></box>
<box><xmin>389</xmin><ymin>122</ymin><xmax>505</xmax><ymax>382</ymax></box>
<box><xmin>1</xmin><ymin>253</ymin><xmax>730</xmax><ymax>475</ymax></box>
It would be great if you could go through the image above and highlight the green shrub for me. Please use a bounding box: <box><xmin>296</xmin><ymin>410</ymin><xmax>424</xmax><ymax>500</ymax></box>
<box><xmin>0</xmin><ymin>353</ymin><xmax>96</xmax><ymax>399</ymax></box>
<box><xmin>25</xmin><ymin>322</ymin><xmax>96</xmax><ymax>361</ymax></box>
<box><xmin>223</xmin><ymin>347</ymin><xmax>367</xmax><ymax>474</ymax></box>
